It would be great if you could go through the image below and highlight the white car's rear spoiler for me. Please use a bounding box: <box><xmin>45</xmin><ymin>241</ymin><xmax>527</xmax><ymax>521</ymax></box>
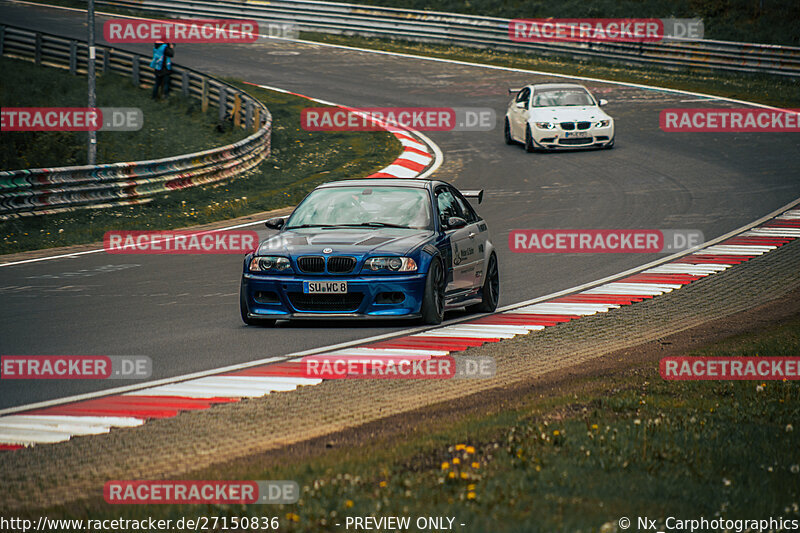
<box><xmin>508</xmin><ymin>87</ymin><xmax>522</xmax><ymax>94</ymax></box>
<box><xmin>461</xmin><ymin>189</ymin><xmax>484</xmax><ymax>204</ymax></box>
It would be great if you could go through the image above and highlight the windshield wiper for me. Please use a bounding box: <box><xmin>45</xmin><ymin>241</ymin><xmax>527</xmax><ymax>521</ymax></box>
<box><xmin>338</xmin><ymin>222</ymin><xmax>412</xmax><ymax>229</ymax></box>
<box><xmin>284</xmin><ymin>224</ymin><xmax>341</xmax><ymax>229</ymax></box>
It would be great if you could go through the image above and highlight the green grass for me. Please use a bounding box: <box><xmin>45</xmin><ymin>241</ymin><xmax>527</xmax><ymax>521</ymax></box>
<box><xmin>0</xmin><ymin>56</ymin><xmax>249</xmax><ymax>169</ymax></box>
<box><xmin>27</xmin><ymin>316</ymin><xmax>800</xmax><ymax>532</ymax></box>
<box><xmin>0</xmin><ymin>69</ymin><xmax>402</xmax><ymax>254</ymax></box>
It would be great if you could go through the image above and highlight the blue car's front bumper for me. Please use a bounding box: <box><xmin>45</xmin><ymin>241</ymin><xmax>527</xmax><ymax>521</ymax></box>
<box><xmin>242</xmin><ymin>272</ymin><xmax>427</xmax><ymax>320</ymax></box>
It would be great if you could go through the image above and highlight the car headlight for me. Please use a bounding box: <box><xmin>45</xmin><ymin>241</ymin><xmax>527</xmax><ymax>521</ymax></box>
<box><xmin>249</xmin><ymin>256</ymin><xmax>292</xmax><ymax>272</ymax></box>
<box><xmin>535</xmin><ymin>122</ymin><xmax>555</xmax><ymax>129</ymax></box>
<box><xmin>595</xmin><ymin>120</ymin><xmax>611</xmax><ymax>127</ymax></box>
<box><xmin>364</xmin><ymin>256</ymin><xmax>418</xmax><ymax>272</ymax></box>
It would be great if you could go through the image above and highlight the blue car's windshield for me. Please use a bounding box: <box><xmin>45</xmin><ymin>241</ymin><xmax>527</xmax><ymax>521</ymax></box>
<box><xmin>285</xmin><ymin>186</ymin><xmax>433</xmax><ymax>230</ymax></box>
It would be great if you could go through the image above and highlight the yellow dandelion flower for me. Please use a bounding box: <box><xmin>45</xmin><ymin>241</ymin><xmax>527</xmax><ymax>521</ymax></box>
<box><xmin>467</xmin><ymin>484</ymin><xmax>476</xmax><ymax>490</ymax></box>
<box><xmin>460</xmin><ymin>472</ymin><xmax>468</xmax><ymax>479</ymax></box>
<box><xmin>466</xmin><ymin>446</ymin><xmax>475</xmax><ymax>454</ymax></box>
<box><xmin>591</xmin><ymin>424</ymin><xmax>598</xmax><ymax>430</ymax></box>
<box><xmin>452</xmin><ymin>458</ymin><xmax>461</xmax><ymax>465</ymax></box>
<box><xmin>553</xmin><ymin>430</ymin><xmax>560</xmax><ymax>436</ymax></box>
<box><xmin>345</xmin><ymin>500</ymin><xmax>354</xmax><ymax>508</ymax></box>
<box><xmin>455</xmin><ymin>444</ymin><xmax>466</xmax><ymax>451</ymax></box>
<box><xmin>471</xmin><ymin>462</ymin><xmax>480</xmax><ymax>469</ymax></box>
<box><xmin>379</xmin><ymin>481</ymin><xmax>387</xmax><ymax>488</ymax></box>
<box><xmin>448</xmin><ymin>472</ymin><xmax>456</xmax><ymax>479</ymax></box>
<box><xmin>441</xmin><ymin>462</ymin><xmax>450</xmax><ymax>470</ymax></box>
<box><xmin>467</xmin><ymin>492</ymin><xmax>476</xmax><ymax>500</ymax></box>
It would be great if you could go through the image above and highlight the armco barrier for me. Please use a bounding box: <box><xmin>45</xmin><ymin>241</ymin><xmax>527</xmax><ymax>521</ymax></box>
<box><xmin>92</xmin><ymin>0</ymin><xmax>800</xmax><ymax>77</ymax></box>
<box><xmin>0</xmin><ymin>25</ymin><xmax>271</xmax><ymax>218</ymax></box>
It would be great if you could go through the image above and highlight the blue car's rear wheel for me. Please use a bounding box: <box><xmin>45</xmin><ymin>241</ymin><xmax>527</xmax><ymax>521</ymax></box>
<box><xmin>420</xmin><ymin>257</ymin><xmax>445</xmax><ymax>325</ymax></box>
<box><xmin>240</xmin><ymin>280</ymin><xmax>276</xmax><ymax>327</ymax></box>
<box><xmin>468</xmin><ymin>253</ymin><xmax>499</xmax><ymax>314</ymax></box>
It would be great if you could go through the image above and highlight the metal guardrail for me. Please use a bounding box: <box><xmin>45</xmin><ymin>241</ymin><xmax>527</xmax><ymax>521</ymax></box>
<box><xmin>0</xmin><ymin>24</ymin><xmax>272</xmax><ymax>218</ymax></box>
<box><xmin>97</xmin><ymin>0</ymin><xmax>800</xmax><ymax>77</ymax></box>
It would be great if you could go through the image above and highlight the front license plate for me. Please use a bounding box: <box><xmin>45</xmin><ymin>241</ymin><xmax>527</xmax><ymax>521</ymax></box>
<box><xmin>564</xmin><ymin>131</ymin><xmax>590</xmax><ymax>138</ymax></box>
<box><xmin>304</xmin><ymin>281</ymin><xmax>348</xmax><ymax>294</ymax></box>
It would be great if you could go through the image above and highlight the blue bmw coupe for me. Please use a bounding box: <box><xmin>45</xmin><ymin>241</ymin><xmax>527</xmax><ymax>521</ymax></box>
<box><xmin>240</xmin><ymin>179</ymin><xmax>499</xmax><ymax>326</ymax></box>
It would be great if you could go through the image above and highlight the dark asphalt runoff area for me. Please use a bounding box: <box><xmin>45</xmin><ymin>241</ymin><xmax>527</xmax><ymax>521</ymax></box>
<box><xmin>1</xmin><ymin>2</ymin><xmax>799</xmax><ymax>409</ymax></box>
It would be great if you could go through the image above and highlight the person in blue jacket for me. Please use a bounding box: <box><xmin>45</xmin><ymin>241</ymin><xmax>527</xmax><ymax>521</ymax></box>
<box><xmin>150</xmin><ymin>41</ymin><xmax>174</xmax><ymax>100</ymax></box>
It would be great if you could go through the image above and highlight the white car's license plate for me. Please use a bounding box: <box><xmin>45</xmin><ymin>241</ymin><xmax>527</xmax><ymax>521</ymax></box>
<box><xmin>304</xmin><ymin>281</ymin><xmax>348</xmax><ymax>294</ymax></box>
<box><xmin>564</xmin><ymin>131</ymin><xmax>590</xmax><ymax>138</ymax></box>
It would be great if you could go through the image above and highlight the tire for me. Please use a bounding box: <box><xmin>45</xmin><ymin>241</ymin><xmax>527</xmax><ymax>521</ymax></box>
<box><xmin>468</xmin><ymin>253</ymin><xmax>499</xmax><ymax>314</ymax></box>
<box><xmin>504</xmin><ymin>119</ymin><xmax>515</xmax><ymax>145</ymax></box>
<box><xmin>240</xmin><ymin>280</ymin><xmax>276</xmax><ymax>327</ymax></box>
<box><xmin>603</xmin><ymin>137</ymin><xmax>615</xmax><ymax>149</ymax></box>
<box><xmin>525</xmin><ymin>126</ymin><xmax>537</xmax><ymax>153</ymax></box>
<box><xmin>420</xmin><ymin>257</ymin><xmax>446</xmax><ymax>325</ymax></box>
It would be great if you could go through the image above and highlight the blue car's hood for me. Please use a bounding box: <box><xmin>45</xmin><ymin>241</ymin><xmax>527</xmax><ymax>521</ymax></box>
<box><xmin>257</xmin><ymin>228</ymin><xmax>435</xmax><ymax>256</ymax></box>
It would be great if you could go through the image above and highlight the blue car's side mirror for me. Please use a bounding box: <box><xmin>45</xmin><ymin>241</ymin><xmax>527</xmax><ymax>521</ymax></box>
<box><xmin>446</xmin><ymin>217</ymin><xmax>468</xmax><ymax>230</ymax></box>
<box><xmin>265</xmin><ymin>217</ymin><xmax>285</xmax><ymax>230</ymax></box>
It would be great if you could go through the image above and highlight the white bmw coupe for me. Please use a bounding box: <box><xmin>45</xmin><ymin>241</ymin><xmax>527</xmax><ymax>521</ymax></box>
<box><xmin>505</xmin><ymin>83</ymin><xmax>615</xmax><ymax>152</ymax></box>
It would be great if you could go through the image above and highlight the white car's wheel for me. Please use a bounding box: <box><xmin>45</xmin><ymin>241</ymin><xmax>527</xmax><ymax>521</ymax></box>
<box><xmin>504</xmin><ymin>119</ymin><xmax>516</xmax><ymax>145</ymax></box>
<box><xmin>525</xmin><ymin>126</ymin><xmax>538</xmax><ymax>153</ymax></box>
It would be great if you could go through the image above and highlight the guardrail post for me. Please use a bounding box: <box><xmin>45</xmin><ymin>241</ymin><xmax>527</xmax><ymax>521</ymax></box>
<box><xmin>182</xmin><ymin>70</ymin><xmax>189</xmax><ymax>97</ymax></box>
<box><xmin>69</xmin><ymin>40</ymin><xmax>77</xmax><ymax>75</ymax></box>
<box><xmin>218</xmin><ymin>86</ymin><xmax>227</xmax><ymax>122</ymax></box>
<box><xmin>132</xmin><ymin>56</ymin><xmax>139</xmax><ymax>87</ymax></box>
<box><xmin>35</xmin><ymin>33</ymin><xmax>42</xmax><ymax>65</ymax></box>
<box><xmin>233</xmin><ymin>94</ymin><xmax>242</xmax><ymax>128</ymax></box>
<box><xmin>102</xmin><ymin>47</ymin><xmax>109</xmax><ymax>73</ymax></box>
<box><xmin>0</xmin><ymin>26</ymin><xmax>5</xmax><ymax>57</ymax></box>
<box><xmin>201</xmin><ymin>79</ymin><xmax>209</xmax><ymax>112</ymax></box>
<box><xmin>245</xmin><ymin>100</ymin><xmax>253</xmax><ymax>131</ymax></box>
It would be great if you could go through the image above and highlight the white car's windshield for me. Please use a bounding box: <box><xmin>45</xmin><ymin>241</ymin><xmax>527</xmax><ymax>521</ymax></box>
<box><xmin>285</xmin><ymin>186</ymin><xmax>432</xmax><ymax>230</ymax></box>
<box><xmin>532</xmin><ymin>89</ymin><xmax>595</xmax><ymax>107</ymax></box>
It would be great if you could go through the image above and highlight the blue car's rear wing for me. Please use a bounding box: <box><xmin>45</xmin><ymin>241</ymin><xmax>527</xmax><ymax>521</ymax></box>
<box><xmin>461</xmin><ymin>190</ymin><xmax>484</xmax><ymax>204</ymax></box>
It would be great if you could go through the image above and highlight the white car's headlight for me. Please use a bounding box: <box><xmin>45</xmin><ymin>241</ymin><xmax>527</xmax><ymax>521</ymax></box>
<box><xmin>535</xmin><ymin>122</ymin><xmax>555</xmax><ymax>130</ymax></box>
<box><xmin>596</xmin><ymin>120</ymin><xmax>611</xmax><ymax>128</ymax></box>
<box><xmin>364</xmin><ymin>257</ymin><xmax>418</xmax><ymax>272</ymax></box>
<box><xmin>249</xmin><ymin>256</ymin><xmax>292</xmax><ymax>272</ymax></box>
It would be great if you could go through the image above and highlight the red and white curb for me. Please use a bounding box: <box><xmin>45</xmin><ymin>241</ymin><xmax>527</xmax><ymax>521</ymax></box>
<box><xmin>243</xmin><ymin>82</ymin><xmax>441</xmax><ymax>181</ymax></box>
<box><xmin>1</xmin><ymin>203</ymin><xmax>798</xmax><ymax>450</ymax></box>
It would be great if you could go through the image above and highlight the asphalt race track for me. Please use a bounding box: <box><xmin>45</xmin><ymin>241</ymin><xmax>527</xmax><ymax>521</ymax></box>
<box><xmin>1</xmin><ymin>2</ymin><xmax>799</xmax><ymax>409</ymax></box>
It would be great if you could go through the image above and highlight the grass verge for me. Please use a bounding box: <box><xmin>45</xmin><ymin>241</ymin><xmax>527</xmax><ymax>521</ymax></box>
<box><xmin>0</xmin><ymin>56</ymin><xmax>249</xmax><ymax>169</ymax></box>
<box><xmin>27</xmin><ymin>312</ymin><xmax>800</xmax><ymax>531</ymax></box>
<box><xmin>0</xmin><ymin>71</ymin><xmax>402</xmax><ymax>254</ymax></box>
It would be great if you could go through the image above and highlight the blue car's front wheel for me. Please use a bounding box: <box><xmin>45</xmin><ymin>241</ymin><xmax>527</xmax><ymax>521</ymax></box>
<box><xmin>420</xmin><ymin>257</ymin><xmax>445</xmax><ymax>325</ymax></box>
